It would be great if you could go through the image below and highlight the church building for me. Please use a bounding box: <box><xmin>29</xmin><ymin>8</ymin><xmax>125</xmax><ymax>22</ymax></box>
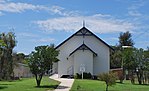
<box><xmin>53</xmin><ymin>26</ymin><xmax>113</xmax><ymax>77</ymax></box>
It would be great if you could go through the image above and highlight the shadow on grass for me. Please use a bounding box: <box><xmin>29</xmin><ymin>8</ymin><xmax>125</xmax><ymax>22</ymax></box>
<box><xmin>56</xmin><ymin>85</ymin><xmax>69</xmax><ymax>89</ymax></box>
<box><xmin>0</xmin><ymin>86</ymin><xmax>7</xmax><ymax>89</ymax></box>
<box><xmin>35</xmin><ymin>85</ymin><xmax>59</xmax><ymax>89</ymax></box>
<box><xmin>134</xmin><ymin>84</ymin><xmax>149</xmax><ymax>86</ymax></box>
<box><xmin>116</xmin><ymin>82</ymin><xmax>124</xmax><ymax>84</ymax></box>
<box><xmin>0</xmin><ymin>83</ymin><xmax>12</xmax><ymax>85</ymax></box>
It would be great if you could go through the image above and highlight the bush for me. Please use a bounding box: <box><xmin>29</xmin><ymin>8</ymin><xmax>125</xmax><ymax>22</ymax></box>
<box><xmin>74</xmin><ymin>73</ymin><xmax>81</xmax><ymax>79</ymax></box>
<box><xmin>92</xmin><ymin>75</ymin><xmax>98</xmax><ymax>80</ymax></box>
<box><xmin>98</xmin><ymin>71</ymin><xmax>117</xmax><ymax>91</ymax></box>
<box><xmin>74</xmin><ymin>72</ymin><xmax>92</xmax><ymax>79</ymax></box>
<box><xmin>83</xmin><ymin>72</ymin><xmax>92</xmax><ymax>79</ymax></box>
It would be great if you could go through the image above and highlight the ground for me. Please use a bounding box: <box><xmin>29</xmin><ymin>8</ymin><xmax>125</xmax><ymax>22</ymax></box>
<box><xmin>70</xmin><ymin>79</ymin><xmax>149</xmax><ymax>91</ymax></box>
<box><xmin>0</xmin><ymin>76</ymin><xmax>60</xmax><ymax>91</ymax></box>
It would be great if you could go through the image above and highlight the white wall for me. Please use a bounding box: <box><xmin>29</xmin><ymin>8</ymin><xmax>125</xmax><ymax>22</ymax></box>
<box><xmin>74</xmin><ymin>50</ymin><xmax>93</xmax><ymax>75</ymax></box>
<box><xmin>53</xmin><ymin>62</ymin><xmax>58</xmax><ymax>73</ymax></box>
<box><xmin>57</xmin><ymin>36</ymin><xmax>84</xmax><ymax>77</ymax></box>
<box><xmin>84</xmin><ymin>36</ymin><xmax>110</xmax><ymax>75</ymax></box>
<box><xmin>57</xmin><ymin>31</ymin><xmax>110</xmax><ymax>76</ymax></box>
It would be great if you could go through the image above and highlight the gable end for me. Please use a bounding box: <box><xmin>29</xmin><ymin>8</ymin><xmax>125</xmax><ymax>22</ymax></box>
<box><xmin>69</xmin><ymin>43</ymin><xmax>97</xmax><ymax>56</ymax></box>
<box><xmin>55</xmin><ymin>27</ymin><xmax>114</xmax><ymax>50</ymax></box>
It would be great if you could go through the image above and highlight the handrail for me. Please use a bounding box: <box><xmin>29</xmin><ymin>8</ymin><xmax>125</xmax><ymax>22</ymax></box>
<box><xmin>67</xmin><ymin>65</ymin><xmax>73</xmax><ymax>75</ymax></box>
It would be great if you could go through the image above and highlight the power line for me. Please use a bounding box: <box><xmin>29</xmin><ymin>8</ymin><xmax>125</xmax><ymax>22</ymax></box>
<box><xmin>133</xmin><ymin>30</ymin><xmax>149</xmax><ymax>41</ymax></box>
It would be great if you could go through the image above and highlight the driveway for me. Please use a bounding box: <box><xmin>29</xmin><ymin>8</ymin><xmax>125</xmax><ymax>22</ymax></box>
<box><xmin>49</xmin><ymin>74</ymin><xmax>74</xmax><ymax>91</ymax></box>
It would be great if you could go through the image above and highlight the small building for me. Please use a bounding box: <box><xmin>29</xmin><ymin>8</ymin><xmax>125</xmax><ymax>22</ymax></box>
<box><xmin>53</xmin><ymin>26</ymin><xmax>113</xmax><ymax>77</ymax></box>
<box><xmin>13</xmin><ymin>63</ymin><xmax>33</xmax><ymax>78</ymax></box>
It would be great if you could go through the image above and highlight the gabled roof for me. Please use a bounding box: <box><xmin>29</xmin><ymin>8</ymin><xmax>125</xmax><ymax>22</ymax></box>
<box><xmin>69</xmin><ymin>44</ymin><xmax>97</xmax><ymax>56</ymax></box>
<box><xmin>55</xmin><ymin>27</ymin><xmax>114</xmax><ymax>50</ymax></box>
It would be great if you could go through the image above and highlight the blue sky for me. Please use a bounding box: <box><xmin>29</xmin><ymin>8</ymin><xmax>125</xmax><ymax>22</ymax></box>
<box><xmin>0</xmin><ymin>0</ymin><xmax>149</xmax><ymax>54</ymax></box>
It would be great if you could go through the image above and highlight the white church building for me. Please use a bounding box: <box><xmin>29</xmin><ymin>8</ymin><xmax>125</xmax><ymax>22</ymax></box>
<box><xmin>53</xmin><ymin>26</ymin><xmax>113</xmax><ymax>77</ymax></box>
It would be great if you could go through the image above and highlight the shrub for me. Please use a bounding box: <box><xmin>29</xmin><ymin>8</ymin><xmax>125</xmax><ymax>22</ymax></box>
<box><xmin>92</xmin><ymin>75</ymin><xmax>98</xmax><ymax>80</ymax></box>
<box><xmin>74</xmin><ymin>72</ymin><xmax>92</xmax><ymax>79</ymax></box>
<box><xmin>98</xmin><ymin>71</ymin><xmax>117</xmax><ymax>91</ymax></box>
<box><xmin>74</xmin><ymin>73</ymin><xmax>81</xmax><ymax>79</ymax></box>
<box><xmin>83</xmin><ymin>72</ymin><xmax>92</xmax><ymax>79</ymax></box>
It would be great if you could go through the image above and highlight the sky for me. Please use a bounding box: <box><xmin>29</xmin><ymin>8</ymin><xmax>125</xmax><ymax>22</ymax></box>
<box><xmin>0</xmin><ymin>0</ymin><xmax>149</xmax><ymax>54</ymax></box>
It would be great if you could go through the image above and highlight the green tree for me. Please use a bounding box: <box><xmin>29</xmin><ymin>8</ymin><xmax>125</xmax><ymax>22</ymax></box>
<box><xmin>0</xmin><ymin>32</ymin><xmax>16</xmax><ymax>80</ymax></box>
<box><xmin>119</xmin><ymin>31</ymin><xmax>134</xmax><ymax>47</ymax></box>
<box><xmin>0</xmin><ymin>40</ymin><xmax>6</xmax><ymax>47</ymax></box>
<box><xmin>133</xmin><ymin>48</ymin><xmax>149</xmax><ymax>84</ymax></box>
<box><xmin>0</xmin><ymin>39</ymin><xmax>6</xmax><ymax>80</ymax></box>
<box><xmin>144</xmin><ymin>47</ymin><xmax>149</xmax><ymax>59</ymax></box>
<box><xmin>118</xmin><ymin>31</ymin><xmax>134</xmax><ymax>83</ymax></box>
<box><xmin>28</xmin><ymin>45</ymin><xmax>59</xmax><ymax>87</ymax></box>
<box><xmin>123</xmin><ymin>48</ymin><xmax>136</xmax><ymax>70</ymax></box>
<box><xmin>98</xmin><ymin>71</ymin><xmax>117</xmax><ymax>91</ymax></box>
<box><xmin>110</xmin><ymin>46</ymin><xmax>122</xmax><ymax>69</ymax></box>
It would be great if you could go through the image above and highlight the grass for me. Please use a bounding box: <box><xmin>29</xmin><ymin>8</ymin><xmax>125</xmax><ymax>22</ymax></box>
<box><xmin>0</xmin><ymin>76</ymin><xmax>60</xmax><ymax>91</ymax></box>
<box><xmin>70</xmin><ymin>79</ymin><xmax>149</xmax><ymax>91</ymax></box>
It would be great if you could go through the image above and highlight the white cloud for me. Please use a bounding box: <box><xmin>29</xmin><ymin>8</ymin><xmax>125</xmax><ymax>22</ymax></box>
<box><xmin>38</xmin><ymin>38</ymin><xmax>55</xmax><ymax>42</ymax></box>
<box><xmin>30</xmin><ymin>38</ymin><xmax>55</xmax><ymax>42</ymax></box>
<box><xmin>0</xmin><ymin>0</ymin><xmax>5</xmax><ymax>3</ymax></box>
<box><xmin>17</xmin><ymin>32</ymin><xmax>38</xmax><ymax>38</ymax></box>
<box><xmin>128</xmin><ymin>10</ymin><xmax>142</xmax><ymax>17</ymax></box>
<box><xmin>0</xmin><ymin>2</ymin><xmax>48</xmax><ymax>13</ymax></box>
<box><xmin>0</xmin><ymin>1</ymin><xmax>79</xmax><ymax>16</ymax></box>
<box><xmin>49</xmin><ymin>6</ymin><xmax>79</xmax><ymax>16</ymax></box>
<box><xmin>35</xmin><ymin>15</ymin><xmax>136</xmax><ymax>33</ymax></box>
<box><xmin>136</xmin><ymin>41</ymin><xmax>149</xmax><ymax>47</ymax></box>
<box><xmin>127</xmin><ymin>0</ymin><xmax>145</xmax><ymax>17</ymax></box>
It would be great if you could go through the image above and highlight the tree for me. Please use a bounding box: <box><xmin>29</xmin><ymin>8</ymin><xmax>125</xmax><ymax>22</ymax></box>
<box><xmin>28</xmin><ymin>45</ymin><xmax>59</xmax><ymax>87</ymax></box>
<box><xmin>0</xmin><ymin>32</ymin><xmax>17</xmax><ymax>80</ymax></box>
<box><xmin>118</xmin><ymin>31</ymin><xmax>134</xmax><ymax>83</ymax></box>
<box><xmin>98</xmin><ymin>71</ymin><xmax>117</xmax><ymax>91</ymax></box>
<box><xmin>144</xmin><ymin>47</ymin><xmax>149</xmax><ymax>59</ymax></box>
<box><xmin>0</xmin><ymin>40</ymin><xmax>6</xmax><ymax>80</ymax></box>
<box><xmin>110</xmin><ymin>46</ymin><xmax>122</xmax><ymax>69</ymax></box>
<box><xmin>119</xmin><ymin>31</ymin><xmax>134</xmax><ymax>47</ymax></box>
<box><xmin>133</xmin><ymin>48</ymin><xmax>149</xmax><ymax>84</ymax></box>
<box><xmin>0</xmin><ymin>40</ymin><xmax>6</xmax><ymax>47</ymax></box>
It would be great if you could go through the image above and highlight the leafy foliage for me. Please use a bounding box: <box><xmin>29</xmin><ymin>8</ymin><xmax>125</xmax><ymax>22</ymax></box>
<box><xmin>119</xmin><ymin>31</ymin><xmax>134</xmax><ymax>47</ymax></box>
<box><xmin>98</xmin><ymin>71</ymin><xmax>117</xmax><ymax>91</ymax></box>
<box><xmin>74</xmin><ymin>72</ymin><xmax>92</xmax><ymax>79</ymax></box>
<box><xmin>0</xmin><ymin>32</ymin><xmax>17</xmax><ymax>80</ymax></box>
<box><xmin>110</xmin><ymin>46</ymin><xmax>122</xmax><ymax>69</ymax></box>
<box><xmin>28</xmin><ymin>45</ymin><xmax>59</xmax><ymax>86</ymax></box>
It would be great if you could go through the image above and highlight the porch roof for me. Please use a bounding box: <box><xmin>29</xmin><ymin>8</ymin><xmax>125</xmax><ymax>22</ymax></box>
<box><xmin>69</xmin><ymin>43</ymin><xmax>97</xmax><ymax>57</ymax></box>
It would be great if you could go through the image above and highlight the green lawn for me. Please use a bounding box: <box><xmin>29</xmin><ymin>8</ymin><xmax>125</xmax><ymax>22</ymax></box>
<box><xmin>70</xmin><ymin>79</ymin><xmax>149</xmax><ymax>91</ymax></box>
<box><xmin>0</xmin><ymin>76</ymin><xmax>60</xmax><ymax>91</ymax></box>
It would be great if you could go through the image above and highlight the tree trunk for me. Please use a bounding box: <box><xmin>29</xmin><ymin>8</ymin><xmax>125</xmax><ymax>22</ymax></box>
<box><xmin>130</xmin><ymin>70</ymin><xmax>135</xmax><ymax>84</ymax></box>
<box><xmin>120</xmin><ymin>68</ymin><xmax>125</xmax><ymax>83</ymax></box>
<box><xmin>37</xmin><ymin>79</ymin><xmax>41</xmax><ymax>87</ymax></box>
<box><xmin>106</xmin><ymin>84</ymin><xmax>108</xmax><ymax>91</ymax></box>
<box><xmin>35</xmin><ymin>74</ymin><xmax>43</xmax><ymax>87</ymax></box>
<box><xmin>137</xmin><ymin>72</ymin><xmax>142</xmax><ymax>85</ymax></box>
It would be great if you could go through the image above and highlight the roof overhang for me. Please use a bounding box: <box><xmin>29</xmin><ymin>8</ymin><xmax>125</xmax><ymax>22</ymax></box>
<box><xmin>55</xmin><ymin>27</ymin><xmax>114</xmax><ymax>51</ymax></box>
<box><xmin>69</xmin><ymin>44</ymin><xmax>97</xmax><ymax>57</ymax></box>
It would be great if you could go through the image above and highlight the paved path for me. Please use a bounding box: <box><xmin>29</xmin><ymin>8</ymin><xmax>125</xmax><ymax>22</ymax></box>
<box><xmin>49</xmin><ymin>74</ymin><xmax>74</xmax><ymax>91</ymax></box>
